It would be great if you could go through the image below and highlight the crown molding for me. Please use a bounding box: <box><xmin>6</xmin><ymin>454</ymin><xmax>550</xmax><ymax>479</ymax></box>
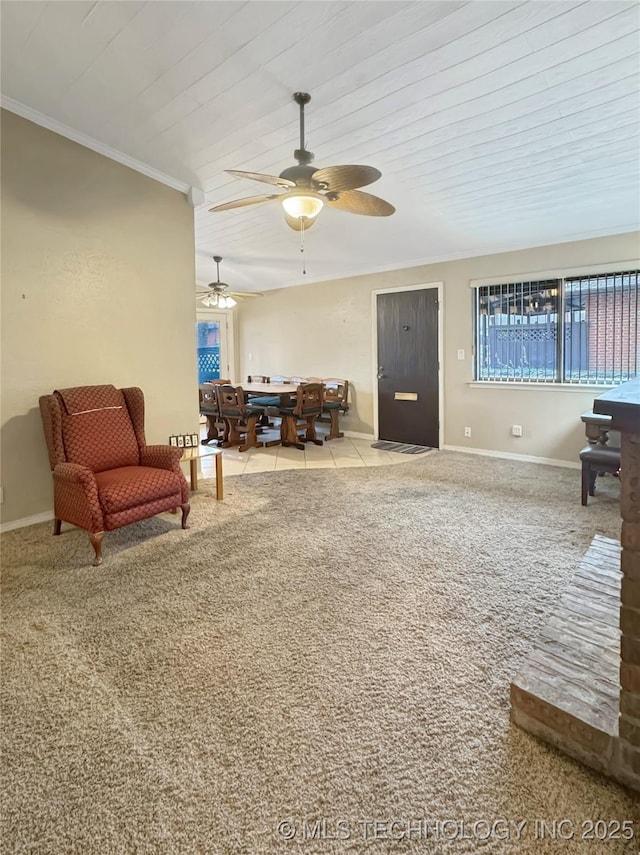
<box><xmin>1</xmin><ymin>96</ymin><xmax>191</xmax><ymax>194</ymax></box>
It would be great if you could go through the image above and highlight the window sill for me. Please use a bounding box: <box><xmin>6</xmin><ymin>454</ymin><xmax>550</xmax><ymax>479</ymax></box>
<box><xmin>467</xmin><ymin>381</ymin><xmax>615</xmax><ymax>392</ymax></box>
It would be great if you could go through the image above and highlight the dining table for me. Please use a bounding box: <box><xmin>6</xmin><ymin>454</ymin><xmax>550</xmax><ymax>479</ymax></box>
<box><xmin>240</xmin><ymin>382</ymin><xmax>301</xmax><ymax>447</ymax></box>
<box><xmin>241</xmin><ymin>381</ymin><xmax>300</xmax><ymax>403</ymax></box>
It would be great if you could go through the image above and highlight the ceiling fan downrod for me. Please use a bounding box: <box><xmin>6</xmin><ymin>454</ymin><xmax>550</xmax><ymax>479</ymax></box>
<box><xmin>293</xmin><ymin>92</ymin><xmax>313</xmax><ymax>166</ymax></box>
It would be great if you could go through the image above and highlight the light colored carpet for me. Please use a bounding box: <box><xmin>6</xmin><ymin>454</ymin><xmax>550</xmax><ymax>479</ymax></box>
<box><xmin>1</xmin><ymin>452</ymin><xmax>637</xmax><ymax>854</ymax></box>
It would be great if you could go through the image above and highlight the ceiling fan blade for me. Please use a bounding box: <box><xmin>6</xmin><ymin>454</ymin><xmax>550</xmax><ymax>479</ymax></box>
<box><xmin>228</xmin><ymin>291</ymin><xmax>264</xmax><ymax>300</ymax></box>
<box><xmin>209</xmin><ymin>194</ymin><xmax>282</xmax><ymax>212</ymax></box>
<box><xmin>311</xmin><ymin>164</ymin><xmax>381</xmax><ymax>191</ymax></box>
<box><xmin>284</xmin><ymin>213</ymin><xmax>318</xmax><ymax>232</ymax></box>
<box><xmin>197</xmin><ymin>291</ymin><xmax>261</xmax><ymax>304</ymax></box>
<box><xmin>325</xmin><ymin>189</ymin><xmax>395</xmax><ymax>217</ymax></box>
<box><xmin>226</xmin><ymin>170</ymin><xmax>295</xmax><ymax>188</ymax></box>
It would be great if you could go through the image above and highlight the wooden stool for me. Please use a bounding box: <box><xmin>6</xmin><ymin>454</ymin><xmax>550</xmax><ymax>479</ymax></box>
<box><xmin>579</xmin><ymin>445</ymin><xmax>621</xmax><ymax>505</ymax></box>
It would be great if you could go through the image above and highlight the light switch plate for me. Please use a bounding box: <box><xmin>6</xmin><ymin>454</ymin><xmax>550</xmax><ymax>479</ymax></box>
<box><xmin>457</xmin><ymin>349</ymin><xmax>465</xmax><ymax>360</ymax></box>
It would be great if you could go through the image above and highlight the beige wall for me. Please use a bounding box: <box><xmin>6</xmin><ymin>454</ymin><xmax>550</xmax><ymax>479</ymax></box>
<box><xmin>1</xmin><ymin>111</ymin><xmax>198</xmax><ymax>525</ymax></box>
<box><xmin>238</xmin><ymin>232</ymin><xmax>639</xmax><ymax>463</ymax></box>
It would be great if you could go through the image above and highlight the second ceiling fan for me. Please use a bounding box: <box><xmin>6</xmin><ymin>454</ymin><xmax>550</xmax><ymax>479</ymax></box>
<box><xmin>209</xmin><ymin>92</ymin><xmax>395</xmax><ymax>231</ymax></box>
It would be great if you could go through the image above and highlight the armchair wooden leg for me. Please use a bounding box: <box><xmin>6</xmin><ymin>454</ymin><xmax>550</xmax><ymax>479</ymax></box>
<box><xmin>89</xmin><ymin>531</ymin><xmax>104</xmax><ymax>566</ymax></box>
<box><xmin>181</xmin><ymin>502</ymin><xmax>191</xmax><ymax>529</ymax></box>
<box><xmin>53</xmin><ymin>519</ymin><xmax>62</xmax><ymax>535</ymax></box>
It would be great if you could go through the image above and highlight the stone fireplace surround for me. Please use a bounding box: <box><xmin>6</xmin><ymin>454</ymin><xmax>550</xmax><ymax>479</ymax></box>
<box><xmin>511</xmin><ymin>377</ymin><xmax>640</xmax><ymax>793</ymax></box>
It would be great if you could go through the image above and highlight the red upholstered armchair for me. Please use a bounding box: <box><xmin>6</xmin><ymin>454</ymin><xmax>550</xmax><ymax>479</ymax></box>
<box><xmin>39</xmin><ymin>385</ymin><xmax>190</xmax><ymax>566</ymax></box>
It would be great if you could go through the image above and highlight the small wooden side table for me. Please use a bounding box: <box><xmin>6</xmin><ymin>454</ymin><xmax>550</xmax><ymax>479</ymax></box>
<box><xmin>181</xmin><ymin>446</ymin><xmax>223</xmax><ymax>499</ymax></box>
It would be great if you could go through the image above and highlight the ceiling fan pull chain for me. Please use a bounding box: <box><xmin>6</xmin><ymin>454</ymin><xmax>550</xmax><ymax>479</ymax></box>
<box><xmin>300</xmin><ymin>217</ymin><xmax>306</xmax><ymax>275</ymax></box>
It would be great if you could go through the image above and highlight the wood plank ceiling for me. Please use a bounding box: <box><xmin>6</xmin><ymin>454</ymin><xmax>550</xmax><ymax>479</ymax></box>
<box><xmin>1</xmin><ymin>1</ymin><xmax>639</xmax><ymax>292</ymax></box>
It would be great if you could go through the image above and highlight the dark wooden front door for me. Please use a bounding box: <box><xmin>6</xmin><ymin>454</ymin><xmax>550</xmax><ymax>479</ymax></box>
<box><xmin>376</xmin><ymin>288</ymin><xmax>439</xmax><ymax>447</ymax></box>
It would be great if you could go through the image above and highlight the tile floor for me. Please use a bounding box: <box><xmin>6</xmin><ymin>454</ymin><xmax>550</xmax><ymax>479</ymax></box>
<box><xmin>198</xmin><ymin>423</ymin><xmax>415</xmax><ymax>480</ymax></box>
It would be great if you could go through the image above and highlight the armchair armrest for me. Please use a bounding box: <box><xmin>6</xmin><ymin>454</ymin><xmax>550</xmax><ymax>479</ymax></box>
<box><xmin>53</xmin><ymin>463</ymin><xmax>103</xmax><ymax>532</ymax></box>
<box><xmin>55</xmin><ymin>462</ymin><xmax>97</xmax><ymax>486</ymax></box>
<box><xmin>140</xmin><ymin>444</ymin><xmax>183</xmax><ymax>472</ymax></box>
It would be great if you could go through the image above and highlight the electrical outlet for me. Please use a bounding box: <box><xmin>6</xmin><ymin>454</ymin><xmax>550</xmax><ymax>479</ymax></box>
<box><xmin>464</xmin><ymin>426</ymin><xmax>472</xmax><ymax>438</ymax></box>
<box><xmin>512</xmin><ymin>425</ymin><xmax>523</xmax><ymax>437</ymax></box>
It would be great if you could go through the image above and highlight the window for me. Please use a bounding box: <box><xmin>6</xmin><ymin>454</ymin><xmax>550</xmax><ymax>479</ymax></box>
<box><xmin>196</xmin><ymin>319</ymin><xmax>221</xmax><ymax>383</ymax></box>
<box><xmin>474</xmin><ymin>269</ymin><xmax>639</xmax><ymax>385</ymax></box>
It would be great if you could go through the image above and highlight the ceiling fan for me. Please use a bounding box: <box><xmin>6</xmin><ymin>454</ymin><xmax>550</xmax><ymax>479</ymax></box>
<box><xmin>196</xmin><ymin>256</ymin><xmax>262</xmax><ymax>308</ymax></box>
<box><xmin>209</xmin><ymin>92</ymin><xmax>395</xmax><ymax>231</ymax></box>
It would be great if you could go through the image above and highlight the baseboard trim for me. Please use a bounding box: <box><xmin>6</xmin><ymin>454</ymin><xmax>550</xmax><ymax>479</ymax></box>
<box><xmin>442</xmin><ymin>444</ymin><xmax>580</xmax><ymax>470</ymax></box>
<box><xmin>1</xmin><ymin>510</ymin><xmax>54</xmax><ymax>533</ymax></box>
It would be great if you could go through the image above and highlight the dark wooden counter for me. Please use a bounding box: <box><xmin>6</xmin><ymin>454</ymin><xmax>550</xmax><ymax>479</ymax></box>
<box><xmin>593</xmin><ymin>376</ymin><xmax>639</xmax><ymax>432</ymax></box>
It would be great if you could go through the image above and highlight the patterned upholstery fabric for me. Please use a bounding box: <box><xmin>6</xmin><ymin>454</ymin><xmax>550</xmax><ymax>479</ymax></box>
<box><xmin>39</xmin><ymin>395</ymin><xmax>66</xmax><ymax>469</ymax></box>
<box><xmin>140</xmin><ymin>444</ymin><xmax>184</xmax><ymax>472</ymax></box>
<box><xmin>55</xmin><ymin>385</ymin><xmax>139</xmax><ymax>473</ymax></box>
<box><xmin>121</xmin><ymin>387</ymin><xmax>146</xmax><ymax>448</ymax></box>
<box><xmin>95</xmin><ymin>466</ymin><xmax>181</xmax><ymax>514</ymax></box>
<box><xmin>56</xmin><ymin>384</ymin><xmax>123</xmax><ymax>414</ymax></box>
<box><xmin>104</xmin><ymin>495</ymin><xmax>184</xmax><ymax>532</ymax></box>
<box><xmin>54</xmin><ymin>462</ymin><xmax>104</xmax><ymax>531</ymax></box>
<box><xmin>39</xmin><ymin>385</ymin><xmax>189</xmax><ymax>544</ymax></box>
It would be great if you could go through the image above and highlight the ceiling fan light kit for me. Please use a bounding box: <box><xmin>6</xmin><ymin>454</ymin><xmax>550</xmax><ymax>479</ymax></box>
<box><xmin>204</xmin><ymin>293</ymin><xmax>235</xmax><ymax>309</ymax></box>
<box><xmin>199</xmin><ymin>255</ymin><xmax>237</xmax><ymax>309</ymax></box>
<box><xmin>281</xmin><ymin>192</ymin><xmax>324</xmax><ymax>220</ymax></box>
<box><xmin>209</xmin><ymin>92</ymin><xmax>395</xmax><ymax>233</ymax></box>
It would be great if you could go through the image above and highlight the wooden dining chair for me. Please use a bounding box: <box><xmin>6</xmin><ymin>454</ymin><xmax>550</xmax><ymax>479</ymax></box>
<box><xmin>199</xmin><ymin>379</ymin><xmax>230</xmax><ymax>445</ymax></box>
<box><xmin>321</xmin><ymin>379</ymin><xmax>349</xmax><ymax>440</ymax></box>
<box><xmin>215</xmin><ymin>384</ymin><xmax>265</xmax><ymax>452</ymax></box>
<box><xmin>323</xmin><ymin>378</ymin><xmax>349</xmax><ymax>414</ymax></box>
<box><xmin>279</xmin><ymin>383</ymin><xmax>324</xmax><ymax>450</ymax></box>
<box><xmin>245</xmin><ymin>374</ymin><xmax>281</xmax><ymax>424</ymax></box>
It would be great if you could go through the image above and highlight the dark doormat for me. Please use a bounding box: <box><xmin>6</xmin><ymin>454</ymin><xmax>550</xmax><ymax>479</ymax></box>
<box><xmin>371</xmin><ymin>441</ymin><xmax>434</xmax><ymax>455</ymax></box>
